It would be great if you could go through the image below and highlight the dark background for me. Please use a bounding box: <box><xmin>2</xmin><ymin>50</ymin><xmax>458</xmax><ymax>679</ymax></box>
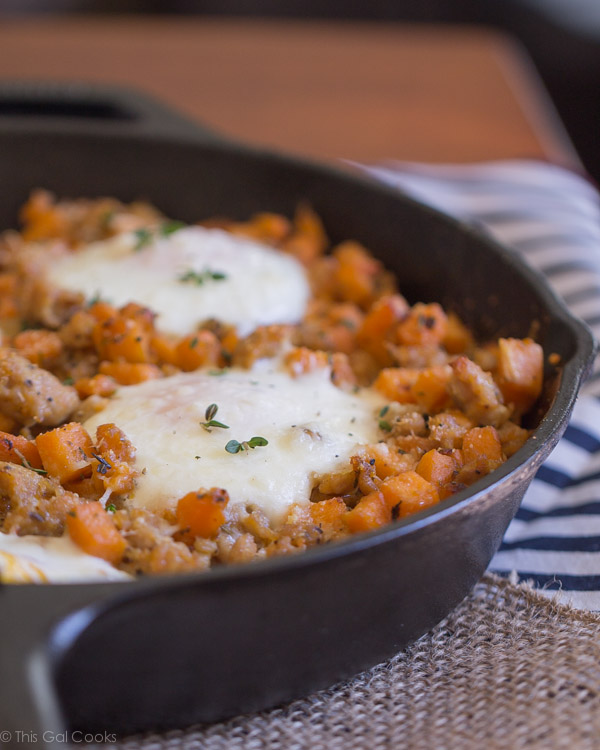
<box><xmin>1</xmin><ymin>0</ymin><xmax>599</xmax><ymax>182</ymax></box>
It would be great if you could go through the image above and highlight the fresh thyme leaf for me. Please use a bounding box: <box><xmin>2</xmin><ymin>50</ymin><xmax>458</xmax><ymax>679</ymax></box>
<box><xmin>178</xmin><ymin>270</ymin><xmax>203</xmax><ymax>285</ymax></box>
<box><xmin>100</xmin><ymin>210</ymin><xmax>115</xmax><ymax>231</ymax></box>
<box><xmin>200</xmin><ymin>403</ymin><xmax>229</xmax><ymax>432</ymax></box>
<box><xmin>202</xmin><ymin>420</ymin><xmax>229</xmax><ymax>432</ymax></box>
<box><xmin>378</xmin><ymin>419</ymin><xmax>393</xmax><ymax>432</ymax></box>
<box><xmin>15</xmin><ymin>449</ymin><xmax>47</xmax><ymax>475</ymax></box>
<box><xmin>62</xmin><ymin>376</ymin><xmax>75</xmax><ymax>386</ymax></box>
<box><xmin>28</xmin><ymin>465</ymin><xmax>47</xmax><ymax>475</ymax></box>
<box><xmin>106</xmin><ymin>503</ymin><xmax>117</xmax><ymax>513</ymax></box>
<box><xmin>133</xmin><ymin>227</ymin><xmax>153</xmax><ymax>250</ymax></box>
<box><xmin>248</xmin><ymin>436</ymin><xmax>268</xmax><ymax>448</ymax></box>
<box><xmin>225</xmin><ymin>436</ymin><xmax>268</xmax><ymax>453</ymax></box>
<box><xmin>178</xmin><ymin>268</ymin><xmax>228</xmax><ymax>285</ymax></box>
<box><xmin>225</xmin><ymin>439</ymin><xmax>242</xmax><ymax>454</ymax></box>
<box><xmin>160</xmin><ymin>220</ymin><xmax>186</xmax><ymax>236</ymax></box>
<box><xmin>87</xmin><ymin>291</ymin><xmax>104</xmax><ymax>307</ymax></box>
<box><xmin>208</xmin><ymin>368</ymin><xmax>227</xmax><ymax>376</ymax></box>
<box><xmin>189</xmin><ymin>336</ymin><xmax>199</xmax><ymax>349</ymax></box>
<box><xmin>379</xmin><ymin>405</ymin><xmax>389</xmax><ymax>418</ymax></box>
<box><xmin>20</xmin><ymin>320</ymin><xmax>41</xmax><ymax>332</ymax></box>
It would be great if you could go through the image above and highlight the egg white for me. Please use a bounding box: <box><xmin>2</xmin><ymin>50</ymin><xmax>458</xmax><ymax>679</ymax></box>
<box><xmin>83</xmin><ymin>363</ymin><xmax>386</xmax><ymax>525</ymax></box>
<box><xmin>47</xmin><ymin>226</ymin><xmax>310</xmax><ymax>336</ymax></box>
<box><xmin>0</xmin><ymin>533</ymin><xmax>131</xmax><ymax>583</ymax></box>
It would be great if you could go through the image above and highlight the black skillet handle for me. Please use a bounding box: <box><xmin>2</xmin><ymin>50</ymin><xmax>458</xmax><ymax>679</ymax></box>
<box><xmin>0</xmin><ymin>581</ymin><xmax>131</xmax><ymax>750</ymax></box>
<box><xmin>0</xmin><ymin>81</ymin><xmax>222</xmax><ymax>143</ymax></box>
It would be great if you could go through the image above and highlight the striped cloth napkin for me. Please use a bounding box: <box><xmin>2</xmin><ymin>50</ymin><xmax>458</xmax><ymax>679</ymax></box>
<box><xmin>360</xmin><ymin>160</ymin><xmax>600</xmax><ymax>611</ymax></box>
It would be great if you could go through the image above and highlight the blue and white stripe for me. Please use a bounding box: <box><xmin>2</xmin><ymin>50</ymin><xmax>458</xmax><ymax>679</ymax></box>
<box><xmin>362</xmin><ymin>159</ymin><xmax>600</xmax><ymax>610</ymax></box>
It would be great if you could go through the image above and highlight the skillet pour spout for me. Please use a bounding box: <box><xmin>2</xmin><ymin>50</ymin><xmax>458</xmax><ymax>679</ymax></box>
<box><xmin>0</xmin><ymin>82</ymin><xmax>595</xmax><ymax>746</ymax></box>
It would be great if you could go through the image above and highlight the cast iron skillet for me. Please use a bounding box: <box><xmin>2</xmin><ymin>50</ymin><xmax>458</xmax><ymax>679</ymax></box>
<box><xmin>0</xmin><ymin>83</ymin><xmax>595</xmax><ymax>749</ymax></box>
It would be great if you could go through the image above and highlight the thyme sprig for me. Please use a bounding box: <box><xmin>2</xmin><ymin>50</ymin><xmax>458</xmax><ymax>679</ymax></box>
<box><xmin>200</xmin><ymin>403</ymin><xmax>229</xmax><ymax>432</ymax></box>
<box><xmin>378</xmin><ymin>404</ymin><xmax>392</xmax><ymax>431</ymax></box>
<box><xmin>178</xmin><ymin>268</ymin><xmax>228</xmax><ymax>286</ymax></box>
<box><xmin>133</xmin><ymin>227</ymin><xmax>153</xmax><ymax>250</ymax></box>
<box><xmin>225</xmin><ymin>436</ymin><xmax>268</xmax><ymax>454</ymax></box>
<box><xmin>91</xmin><ymin>452</ymin><xmax>112</xmax><ymax>475</ymax></box>
<box><xmin>160</xmin><ymin>220</ymin><xmax>186</xmax><ymax>236</ymax></box>
<box><xmin>133</xmin><ymin>220</ymin><xmax>186</xmax><ymax>251</ymax></box>
<box><xmin>14</xmin><ymin>448</ymin><xmax>47</xmax><ymax>475</ymax></box>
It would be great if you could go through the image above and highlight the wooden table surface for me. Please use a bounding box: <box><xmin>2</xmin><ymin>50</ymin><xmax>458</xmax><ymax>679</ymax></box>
<box><xmin>0</xmin><ymin>17</ymin><xmax>580</xmax><ymax>167</ymax></box>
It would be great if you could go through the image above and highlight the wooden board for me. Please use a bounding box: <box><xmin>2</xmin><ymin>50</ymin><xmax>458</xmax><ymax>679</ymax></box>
<box><xmin>0</xmin><ymin>17</ymin><xmax>579</xmax><ymax>166</ymax></box>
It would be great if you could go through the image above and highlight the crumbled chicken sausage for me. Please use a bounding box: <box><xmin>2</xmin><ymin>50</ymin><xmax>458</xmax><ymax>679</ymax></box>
<box><xmin>0</xmin><ymin>461</ymin><xmax>79</xmax><ymax>536</ymax></box>
<box><xmin>0</xmin><ymin>349</ymin><xmax>80</xmax><ymax>426</ymax></box>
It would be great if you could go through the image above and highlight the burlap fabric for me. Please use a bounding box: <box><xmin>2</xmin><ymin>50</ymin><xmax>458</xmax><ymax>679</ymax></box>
<box><xmin>115</xmin><ymin>575</ymin><xmax>600</xmax><ymax>750</ymax></box>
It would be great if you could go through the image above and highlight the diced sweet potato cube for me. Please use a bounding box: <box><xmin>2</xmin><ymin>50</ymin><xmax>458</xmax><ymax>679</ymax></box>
<box><xmin>176</xmin><ymin>331</ymin><xmax>221</xmax><ymax>371</ymax></box>
<box><xmin>75</xmin><ymin>374</ymin><xmax>117</xmax><ymax>399</ymax></box>
<box><xmin>95</xmin><ymin>423</ymin><xmax>136</xmax><ymax>463</ymax></box>
<box><xmin>294</xmin><ymin>203</ymin><xmax>328</xmax><ymax>252</ymax></box>
<box><xmin>442</xmin><ymin>312</ymin><xmax>474</xmax><ymax>354</ymax></box>
<box><xmin>416</xmin><ymin>449</ymin><xmax>458</xmax><ymax>486</ymax></box>
<box><xmin>20</xmin><ymin>189</ymin><xmax>68</xmax><ymax>242</ymax></box>
<box><xmin>285</xmin><ymin>347</ymin><xmax>329</xmax><ymax>377</ymax></box>
<box><xmin>345</xmin><ymin>491</ymin><xmax>390</xmax><ymax>533</ymax></box>
<box><xmin>87</xmin><ymin>301</ymin><xmax>118</xmax><ymax>324</ymax></box>
<box><xmin>282</xmin><ymin>204</ymin><xmax>328</xmax><ymax>264</ymax></box>
<box><xmin>497</xmin><ymin>420</ymin><xmax>530</xmax><ymax>458</ymax></box>
<box><xmin>93</xmin><ymin>316</ymin><xmax>151</xmax><ymax>363</ymax></box>
<box><xmin>410</xmin><ymin>365</ymin><xmax>452</xmax><ymax>412</ymax></box>
<box><xmin>231</xmin><ymin>212</ymin><xmax>291</xmax><ymax>244</ymax></box>
<box><xmin>362</xmin><ymin>443</ymin><xmax>416</xmax><ymax>479</ymax></box>
<box><xmin>462</xmin><ymin>426</ymin><xmax>503</xmax><ymax>464</ymax></box>
<box><xmin>496</xmin><ymin>338</ymin><xmax>543</xmax><ymax>414</ymax></box>
<box><xmin>283</xmin><ymin>234</ymin><xmax>320</xmax><ymax>266</ymax></box>
<box><xmin>176</xmin><ymin>488</ymin><xmax>229</xmax><ymax>538</ymax></box>
<box><xmin>373</xmin><ymin>368</ymin><xmax>419</xmax><ymax>402</ymax></box>
<box><xmin>379</xmin><ymin>470</ymin><xmax>440</xmax><ymax>518</ymax></box>
<box><xmin>93</xmin><ymin>423</ymin><xmax>138</xmax><ymax>495</ymax></box>
<box><xmin>0</xmin><ymin>431</ymin><xmax>43</xmax><ymax>469</ymax></box>
<box><xmin>396</xmin><ymin>303</ymin><xmax>447</xmax><ymax>347</ymax></box>
<box><xmin>309</xmin><ymin>497</ymin><xmax>348</xmax><ymax>531</ymax></box>
<box><xmin>151</xmin><ymin>333</ymin><xmax>180</xmax><ymax>366</ymax></box>
<box><xmin>284</xmin><ymin>346</ymin><xmax>356</xmax><ymax>388</ymax></box>
<box><xmin>333</xmin><ymin>241</ymin><xmax>383</xmax><ymax>308</ymax></box>
<box><xmin>119</xmin><ymin>302</ymin><xmax>156</xmax><ymax>332</ymax></box>
<box><xmin>0</xmin><ymin>273</ymin><xmax>17</xmax><ymax>318</ymax></box>
<box><xmin>356</xmin><ymin>295</ymin><xmax>409</xmax><ymax>364</ymax></box>
<box><xmin>36</xmin><ymin>422</ymin><xmax>93</xmax><ymax>483</ymax></box>
<box><xmin>99</xmin><ymin>361</ymin><xmax>162</xmax><ymax>385</ymax></box>
<box><xmin>67</xmin><ymin>502</ymin><xmax>126</xmax><ymax>563</ymax></box>
<box><xmin>220</xmin><ymin>328</ymin><xmax>240</xmax><ymax>359</ymax></box>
